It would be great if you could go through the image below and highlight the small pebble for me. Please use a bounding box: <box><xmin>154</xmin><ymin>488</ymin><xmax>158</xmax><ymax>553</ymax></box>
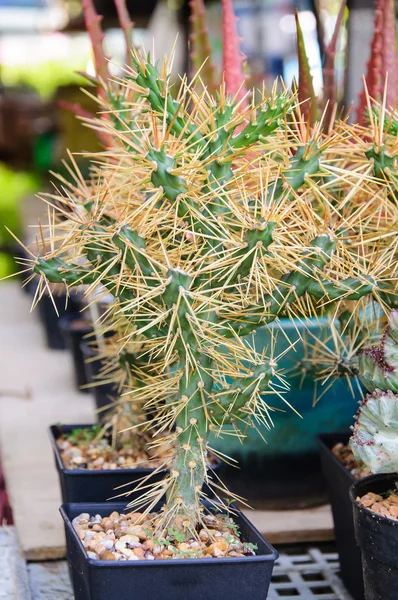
<box><xmin>358</xmin><ymin>490</ymin><xmax>398</xmax><ymax>521</ymax></box>
<box><xmin>100</xmin><ymin>550</ymin><xmax>115</xmax><ymax>561</ymax></box>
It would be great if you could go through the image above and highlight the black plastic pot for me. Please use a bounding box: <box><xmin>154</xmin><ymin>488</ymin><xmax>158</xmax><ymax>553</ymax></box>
<box><xmin>59</xmin><ymin>314</ymin><xmax>94</xmax><ymax>391</ymax></box>
<box><xmin>319</xmin><ymin>432</ymin><xmax>364</xmax><ymax>600</ymax></box>
<box><xmin>350</xmin><ymin>472</ymin><xmax>398</xmax><ymax>600</ymax></box>
<box><xmin>50</xmin><ymin>424</ymin><xmax>219</xmax><ymax>504</ymax></box>
<box><xmin>37</xmin><ymin>292</ymin><xmax>81</xmax><ymax>350</ymax></box>
<box><xmin>50</xmin><ymin>424</ymin><xmax>162</xmax><ymax>504</ymax></box>
<box><xmin>80</xmin><ymin>341</ymin><xmax>118</xmax><ymax>416</ymax></box>
<box><xmin>220</xmin><ymin>451</ymin><xmax>327</xmax><ymax>510</ymax></box>
<box><xmin>61</xmin><ymin>500</ymin><xmax>278</xmax><ymax>600</ymax></box>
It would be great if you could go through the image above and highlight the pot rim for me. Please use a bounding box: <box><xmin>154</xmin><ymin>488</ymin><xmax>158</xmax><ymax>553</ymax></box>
<box><xmin>49</xmin><ymin>424</ymin><xmax>164</xmax><ymax>477</ymax></box>
<box><xmin>49</xmin><ymin>424</ymin><xmax>220</xmax><ymax>477</ymax></box>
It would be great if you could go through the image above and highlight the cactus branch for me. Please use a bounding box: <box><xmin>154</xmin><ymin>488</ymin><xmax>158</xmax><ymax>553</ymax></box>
<box><xmin>221</xmin><ymin>0</ymin><xmax>248</xmax><ymax>106</ymax></box>
<box><xmin>82</xmin><ymin>0</ymin><xmax>109</xmax><ymax>86</ymax></box>
<box><xmin>189</xmin><ymin>0</ymin><xmax>218</xmax><ymax>92</ymax></box>
<box><xmin>356</xmin><ymin>0</ymin><xmax>398</xmax><ymax>123</ymax></box>
<box><xmin>114</xmin><ymin>0</ymin><xmax>134</xmax><ymax>68</ymax></box>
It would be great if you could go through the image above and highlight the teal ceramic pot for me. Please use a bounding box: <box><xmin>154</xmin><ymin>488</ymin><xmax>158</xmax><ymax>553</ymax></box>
<box><xmin>212</xmin><ymin>318</ymin><xmax>361</xmax><ymax>509</ymax></box>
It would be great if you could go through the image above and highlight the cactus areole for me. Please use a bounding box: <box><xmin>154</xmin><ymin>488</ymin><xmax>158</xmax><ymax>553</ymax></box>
<box><xmin>22</xmin><ymin>45</ymin><xmax>398</xmax><ymax>538</ymax></box>
<box><xmin>350</xmin><ymin>311</ymin><xmax>398</xmax><ymax>474</ymax></box>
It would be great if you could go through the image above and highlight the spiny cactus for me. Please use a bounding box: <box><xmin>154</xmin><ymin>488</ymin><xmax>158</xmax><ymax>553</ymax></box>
<box><xmin>350</xmin><ymin>311</ymin><xmax>398</xmax><ymax>473</ymax></box>
<box><xmin>21</xmin><ymin>47</ymin><xmax>398</xmax><ymax>535</ymax></box>
<box><xmin>189</xmin><ymin>0</ymin><xmax>247</xmax><ymax>103</ymax></box>
<box><xmin>60</xmin><ymin>0</ymin><xmax>135</xmax><ymax>145</ymax></box>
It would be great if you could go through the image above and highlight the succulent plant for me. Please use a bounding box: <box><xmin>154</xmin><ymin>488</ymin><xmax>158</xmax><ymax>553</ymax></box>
<box><xmin>350</xmin><ymin>310</ymin><xmax>398</xmax><ymax>473</ymax></box>
<box><xmin>15</xmin><ymin>31</ymin><xmax>398</xmax><ymax>537</ymax></box>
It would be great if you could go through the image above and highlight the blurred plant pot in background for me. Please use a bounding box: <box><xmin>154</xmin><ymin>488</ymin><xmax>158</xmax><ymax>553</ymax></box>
<box><xmin>213</xmin><ymin>318</ymin><xmax>362</xmax><ymax>509</ymax></box>
<box><xmin>59</xmin><ymin>314</ymin><xmax>94</xmax><ymax>391</ymax></box>
<box><xmin>319</xmin><ymin>433</ymin><xmax>364</xmax><ymax>600</ymax></box>
<box><xmin>37</xmin><ymin>291</ymin><xmax>81</xmax><ymax>350</ymax></box>
<box><xmin>80</xmin><ymin>341</ymin><xmax>119</xmax><ymax>417</ymax></box>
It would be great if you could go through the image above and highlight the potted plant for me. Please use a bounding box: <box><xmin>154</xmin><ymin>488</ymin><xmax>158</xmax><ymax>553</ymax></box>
<box><xmin>317</xmin><ymin>0</ymin><xmax>398</xmax><ymax>591</ymax></box>
<box><xmin>37</xmin><ymin>285</ymin><xmax>82</xmax><ymax>350</ymax></box>
<box><xmin>18</xmin><ymin>23</ymin><xmax>398</xmax><ymax>599</ymax></box>
<box><xmin>320</xmin><ymin>307</ymin><xmax>398</xmax><ymax>600</ymax></box>
<box><xmin>318</xmin><ymin>317</ymin><xmax>374</xmax><ymax>600</ymax></box>
<box><xmin>349</xmin><ymin>310</ymin><xmax>398</xmax><ymax>600</ymax></box>
<box><xmin>13</xmin><ymin>1</ymin><xmax>398</xmax><ymax>598</ymax></box>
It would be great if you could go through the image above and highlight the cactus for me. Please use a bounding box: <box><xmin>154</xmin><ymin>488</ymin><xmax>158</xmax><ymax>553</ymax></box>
<box><xmin>350</xmin><ymin>310</ymin><xmax>398</xmax><ymax>473</ymax></box>
<box><xmin>356</xmin><ymin>0</ymin><xmax>398</xmax><ymax>125</ymax></box>
<box><xmin>21</xmin><ymin>47</ymin><xmax>398</xmax><ymax>535</ymax></box>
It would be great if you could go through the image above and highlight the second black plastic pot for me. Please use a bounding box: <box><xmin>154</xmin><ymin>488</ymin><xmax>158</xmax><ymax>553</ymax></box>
<box><xmin>59</xmin><ymin>314</ymin><xmax>94</xmax><ymax>391</ymax></box>
<box><xmin>61</xmin><ymin>500</ymin><xmax>278</xmax><ymax>600</ymax></box>
<box><xmin>50</xmin><ymin>424</ymin><xmax>163</xmax><ymax>504</ymax></box>
<box><xmin>50</xmin><ymin>424</ymin><xmax>219</xmax><ymax>504</ymax></box>
<box><xmin>350</xmin><ymin>472</ymin><xmax>398</xmax><ymax>600</ymax></box>
<box><xmin>319</xmin><ymin>432</ymin><xmax>364</xmax><ymax>600</ymax></box>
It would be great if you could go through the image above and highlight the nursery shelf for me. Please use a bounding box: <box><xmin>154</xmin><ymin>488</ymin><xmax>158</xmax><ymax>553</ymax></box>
<box><xmin>0</xmin><ymin>283</ymin><xmax>334</xmax><ymax>560</ymax></box>
<box><xmin>269</xmin><ymin>549</ymin><xmax>353</xmax><ymax>600</ymax></box>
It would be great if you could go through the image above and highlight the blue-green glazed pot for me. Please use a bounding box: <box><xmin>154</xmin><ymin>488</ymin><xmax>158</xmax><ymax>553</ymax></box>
<box><xmin>212</xmin><ymin>318</ymin><xmax>361</xmax><ymax>509</ymax></box>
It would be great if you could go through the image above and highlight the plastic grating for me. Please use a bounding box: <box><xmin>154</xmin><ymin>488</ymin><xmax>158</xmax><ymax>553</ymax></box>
<box><xmin>268</xmin><ymin>548</ymin><xmax>353</xmax><ymax>600</ymax></box>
